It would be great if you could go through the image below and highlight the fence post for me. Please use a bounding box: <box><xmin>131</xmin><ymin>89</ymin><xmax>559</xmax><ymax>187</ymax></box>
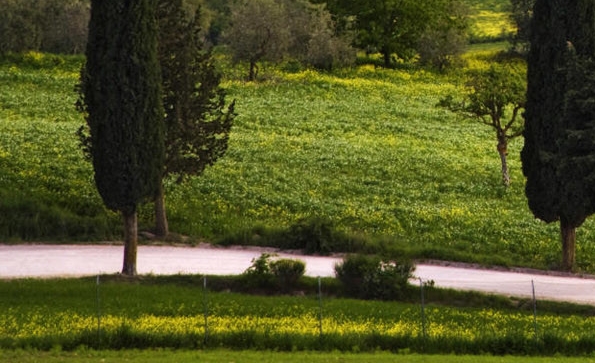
<box><xmin>318</xmin><ymin>277</ymin><xmax>323</xmax><ymax>339</ymax></box>
<box><xmin>96</xmin><ymin>274</ymin><xmax>101</xmax><ymax>349</ymax></box>
<box><xmin>532</xmin><ymin>280</ymin><xmax>538</xmax><ymax>339</ymax></box>
<box><xmin>419</xmin><ymin>278</ymin><xmax>427</xmax><ymax>343</ymax></box>
<box><xmin>203</xmin><ymin>276</ymin><xmax>209</xmax><ymax>346</ymax></box>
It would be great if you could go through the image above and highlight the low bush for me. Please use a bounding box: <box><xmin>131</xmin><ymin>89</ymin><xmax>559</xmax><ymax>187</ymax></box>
<box><xmin>270</xmin><ymin>258</ymin><xmax>306</xmax><ymax>287</ymax></box>
<box><xmin>242</xmin><ymin>253</ymin><xmax>306</xmax><ymax>290</ymax></box>
<box><xmin>335</xmin><ymin>254</ymin><xmax>415</xmax><ymax>300</ymax></box>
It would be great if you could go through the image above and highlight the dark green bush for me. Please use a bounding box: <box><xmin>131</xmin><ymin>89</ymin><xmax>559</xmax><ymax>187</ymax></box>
<box><xmin>270</xmin><ymin>258</ymin><xmax>305</xmax><ymax>287</ymax></box>
<box><xmin>283</xmin><ymin>216</ymin><xmax>363</xmax><ymax>255</ymax></box>
<box><xmin>334</xmin><ymin>254</ymin><xmax>415</xmax><ymax>300</ymax></box>
<box><xmin>242</xmin><ymin>253</ymin><xmax>306</xmax><ymax>290</ymax></box>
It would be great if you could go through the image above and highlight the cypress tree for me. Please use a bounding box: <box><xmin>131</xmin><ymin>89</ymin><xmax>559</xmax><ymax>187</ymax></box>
<box><xmin>154</xmin><ymin>0</ymin><xmax>235</xmax><ymax>237</ymax></box>
<box><xmin>522</xmin><ymin>0</ymin><xmax>595</xmax><ymax>271</ymax></box>
<box><xmin>78</xmin><ymin>0</ymin><xmax>164</xmax><ymax>275</ymax></box>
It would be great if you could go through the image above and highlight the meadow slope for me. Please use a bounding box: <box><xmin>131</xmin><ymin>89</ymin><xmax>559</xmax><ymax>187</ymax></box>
<box><xmin>2</xmin><ymin>0</ymin><xmax>595</xmax><ymax>272</ymax></box>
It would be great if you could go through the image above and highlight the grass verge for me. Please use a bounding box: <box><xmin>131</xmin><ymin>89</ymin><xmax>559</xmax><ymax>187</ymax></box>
<box><xmin>2</xmin><ymin>276</ymin><xmax>595</xmax><ymax>356</ymax></box>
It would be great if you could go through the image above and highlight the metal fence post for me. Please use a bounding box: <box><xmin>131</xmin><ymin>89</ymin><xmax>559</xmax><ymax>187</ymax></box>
<box><xmin>532</xmin><ymin>280</ymin><xmax>538</xmax><ymax>339</ymax></box>
<box><xmin>318</xmin><ymin>277</ymin><xmax>323</xmax><ymax>339</ymax></box>
<box><xmin>419</xmin><ymin>278</ymin><xmax>427</xmax><ymax>342</ymax></box>
<box><xmin>96</xmin><ymin>274</ymin><xmax>101</xmax><ymax>349</ymax></box>
<box><xmin>203</xmin><ymin>276</ymin><xmax>209</xmax><ymax>346</ymax></box>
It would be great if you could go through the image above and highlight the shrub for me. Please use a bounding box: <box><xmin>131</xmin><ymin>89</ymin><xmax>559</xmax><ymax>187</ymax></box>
<box><xmin>270</xmin><ymin>258</ymin><xmax>305</xmax><ymax>287</ymax></box>
<box><xmin>283</xmin><ymin>216</ymin><xmax>361</xmax><ymax>255</ymax></box>
<box><xmin>242</xmin><ymin>253</ymin><xmax>306</xmax><ymax>290</ymax></box>
<box><xmin>334</xmin><ymin>254</ymin><xmax>414</xmax><ymax>300</ymax></box>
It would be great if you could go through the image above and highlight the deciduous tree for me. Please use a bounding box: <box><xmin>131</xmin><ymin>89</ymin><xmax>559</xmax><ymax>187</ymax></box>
<box><xmin>439</xmin><ymin>63</ymin><xmax>526</xmax><ymax>187</ymax></box>
<box><xmin>223</xmin><ymin>0</ymin><xmax>290</xmax><ymax>81</ymax></box>
<box><xmin>223</xmin><ymin>0</ymin><xmax>353</xmax><ymax>80</ymax></box>
<box><xmin>320</xmin><ymin>0</ymin><xmax>466</xmax><ymax>68</ymax></box>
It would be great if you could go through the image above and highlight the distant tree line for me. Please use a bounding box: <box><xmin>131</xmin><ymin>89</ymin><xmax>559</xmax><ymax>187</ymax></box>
<box><xmin>0</xmin><ymin>0</ymin><xmax>89</xmax><ymax>54</ymax></box>
<box><xmin>0</xmin><ymin>0</ymin><xmax>533</xmax><ymax>71</ymax></box>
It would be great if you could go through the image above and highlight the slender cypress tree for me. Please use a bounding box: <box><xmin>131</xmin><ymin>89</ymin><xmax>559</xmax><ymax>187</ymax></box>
<box><xmin>78</xmin><ymin>0</ymin><xmax>164</xmax><ymax>275</ymax></box>
<box><xmin>522</xmin><ymin>0</ymin><xmax>595</xmax><ymax>271</ymax></box>
<box><xmin>154</xmin><ymin>0</ymin><xmax>235</xmax><ymax>237</ymax></box>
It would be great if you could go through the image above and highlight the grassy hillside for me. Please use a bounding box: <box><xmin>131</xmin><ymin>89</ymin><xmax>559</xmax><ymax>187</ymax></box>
<box><xmin>1</xmin><ymin>48</ymin><xmax>589</xmax><ymax>272</ymax></box>
<box><xmin>2</xmin><ymin>1</ymin><xmax>595</xmax><ymax>272</ymax></box>
<box><xmin>465</xmin><ymin>0</ymin><xmax>516</xmax><ymax>42</ymax></box>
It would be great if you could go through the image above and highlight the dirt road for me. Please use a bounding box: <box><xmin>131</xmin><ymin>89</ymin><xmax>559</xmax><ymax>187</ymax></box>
<box><xmin>2</xmin><ymin>244</ymin><xmax>595</xmax><ymax>305</ymax></box>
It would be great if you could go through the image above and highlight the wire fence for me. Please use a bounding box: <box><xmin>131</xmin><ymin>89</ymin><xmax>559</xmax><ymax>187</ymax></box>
<box><xmin>87</xmin><ymin>275</ymin><xmax>546</xmax><ymax>353</ymax></box>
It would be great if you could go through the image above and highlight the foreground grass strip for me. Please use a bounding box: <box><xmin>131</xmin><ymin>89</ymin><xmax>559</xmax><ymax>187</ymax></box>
<box><xmin>2</xmin><ymin>350</ymin><xmax>595</xmax><ymax>363</ymax></box>
<box><xmin>3</xmin><ymin>278</ymin><xmax>595</xmax><ymax>355</ymax></box>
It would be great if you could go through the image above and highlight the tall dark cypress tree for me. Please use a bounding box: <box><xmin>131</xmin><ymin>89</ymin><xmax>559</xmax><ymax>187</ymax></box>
<box><xmin>522</xmin><ymin>0</ymin><xmax>595</xmax><ymax>271</ymax></box>
<box><xmin>78</xmin><ymin>0</ymin><xmax>164</xmax><ymax>275</ymax></box>
<box><xmin>154</xmin><ymin>0</ymin><xmax>234</xmax><ymax>237</ymax></box>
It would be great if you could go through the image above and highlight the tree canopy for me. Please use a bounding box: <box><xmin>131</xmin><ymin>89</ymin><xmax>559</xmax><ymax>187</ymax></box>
<box><xmin>319</xmin><ymin>0</ymin><xmax>467</xmax><ymax>68</ymax></box>
<box><xmin>440</xmin><ymin>62</ymin><xmax>526</xmax><ymax>186</ymax></box>
<box><xmin>223</xmin><ymin>0</ymin><xmax>354</xmax><ymax>80</ymax></box>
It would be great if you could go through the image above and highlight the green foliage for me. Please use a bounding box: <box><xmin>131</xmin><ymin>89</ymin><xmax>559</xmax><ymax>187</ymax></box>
<box><xmin>322</xmin><ymin>0</ymin><xmax>470</xmax><ymax>67</ymax></box>
<box><xmin>335</xmin><ymin>254</ymin><xmax>414</xmax><ymax>300</ymax></box>
<box><xmin>222</xmin><ymin>0</ymin><xmax>354</xmax><ymax>80</ymax></box>
<box><xmin>0</xmin><ymin>0</ymin><xmax>89</xmax><ymax>54</ymax></box>
<box><xmin>439</xmin><ymin>62</ymin><xmax>526</xmax><ymax>185</ymax></box>
<box><xmin>522</xmin><ymin>0</ymin><xmax>595</xmax><ymax>270</ymax></box>
<box><xmin>509</xmin><ymin>0</ymin><xmax>534</xmax><ymax>54</ymax></box>
<box><xmin>217</xmin><ymin>217</ymin><xmax>367</xmax><ymax>255</ymax></box>
<box><xmin>0</xmin><ymin>54</ymin><xmax>119</xmax><ymax>240</ymax></box>
<box><xmin>270</xmin><ymin>258</ymin><xmax>306</xmax><ymax>286</ymax></box>
<box><xmin>79</xmin><ymin>0</ymin><xmax>164</xmax><ymax>215</ymax></box>
<box><xmin>284</xmin><ymin>216</ymin><xmax>345</xmax><ymax>255</ymax></box>
<box><xmin>223</xmin><ymin>0</ymin><xmax>291</xmax><ymax>80</ymax></box>
<box><xmin>157</xmin><ymin>0</ymin><xmax>235</xmax><ymax>182</ymax></box>
<box><xmin>242</xmin><ymin>253</ymin><xmax>305</xmax><ymax>289</ymax></box>
<box><xmin>154</xmin><ymin>0</ymin><xmax>235</xmax><ymax>236</ymax></box>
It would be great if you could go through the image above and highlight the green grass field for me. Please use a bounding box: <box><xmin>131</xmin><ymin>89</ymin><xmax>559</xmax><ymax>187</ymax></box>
<box><xmin>3</xmin><ymin>0</ymin><xmax>575</xmax><ymax>273</ymax></box>
<box><xmin>3</xmin><ymin>45</ymin><xmax>591</xmax><ymax>271</ymax></box>
<box><xmin>2</xmin><ymin>277</ymin><xmax>595</xmax><ymax>356</ymax></box>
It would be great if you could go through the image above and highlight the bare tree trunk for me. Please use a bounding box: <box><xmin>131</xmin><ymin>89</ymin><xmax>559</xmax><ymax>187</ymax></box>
<box><xmin>560</xmin><ymin>217</ymin><xmax>576</xmax><ymax>272</ymax></box>
<box><xmin>497</xmin><ymin>138</ymin><xmax>510</xmax><ymax>187</ymax></box>
<box><xmin>249</xmin><ymin>61</ymin><xmax>257</xmax><ymax>81</ymax></box>
<box><xmin>154</xmin><ymin>182</ymin><xmax>169</xmax><ymax>238</ymax></box>
<box><xmin>122</xmin><ymin>210</ymin><xmax>138</xmax><ymax>276</ymax></box>
<box><xmin>382</xmin><ymin>48</ymin><xmax>392</xmax><ymax>68</ymax></box>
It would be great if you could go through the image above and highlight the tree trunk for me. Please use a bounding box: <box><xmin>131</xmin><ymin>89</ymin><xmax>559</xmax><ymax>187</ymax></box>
<box><xmin>497</xmin><ymin>138</ymin><xmax>510</xmax><ymax>187</ymax></box>
<box><xmin>382</xmin><ymin>48</ymin><xmax>392</xmax><ymax>68</ymax></box>
<box><xmin>249</xmin><ymin>61</ymin><xmax>257</xmax><ymax>81</ymax></box>
<box><xmin>154</xmin><ymin>182</ymin><xmax>169</xmax><ymax>238</ymax></box>
<box><xmin>122</xmin><ymin>210</ymin><xmax>138</xmax><ymax>276</ymax></box>
<box><xmin>560</xmin><ymin>217</ymin><xmax>576</xmax><ymax>272</ymax></box>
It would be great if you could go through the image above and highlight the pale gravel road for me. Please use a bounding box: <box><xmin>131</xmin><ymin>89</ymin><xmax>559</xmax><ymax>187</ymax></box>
<box><xmin>2</xmin><ymin>244</ymin><xmax>595</xmax><ymax>305</ymax></box>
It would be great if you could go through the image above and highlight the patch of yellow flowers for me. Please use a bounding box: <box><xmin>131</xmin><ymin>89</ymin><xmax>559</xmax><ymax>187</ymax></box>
<box><xmin>3</xmin><ymin>305</ymin><xmax>595</xmax><ymax>350</ymax></box>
